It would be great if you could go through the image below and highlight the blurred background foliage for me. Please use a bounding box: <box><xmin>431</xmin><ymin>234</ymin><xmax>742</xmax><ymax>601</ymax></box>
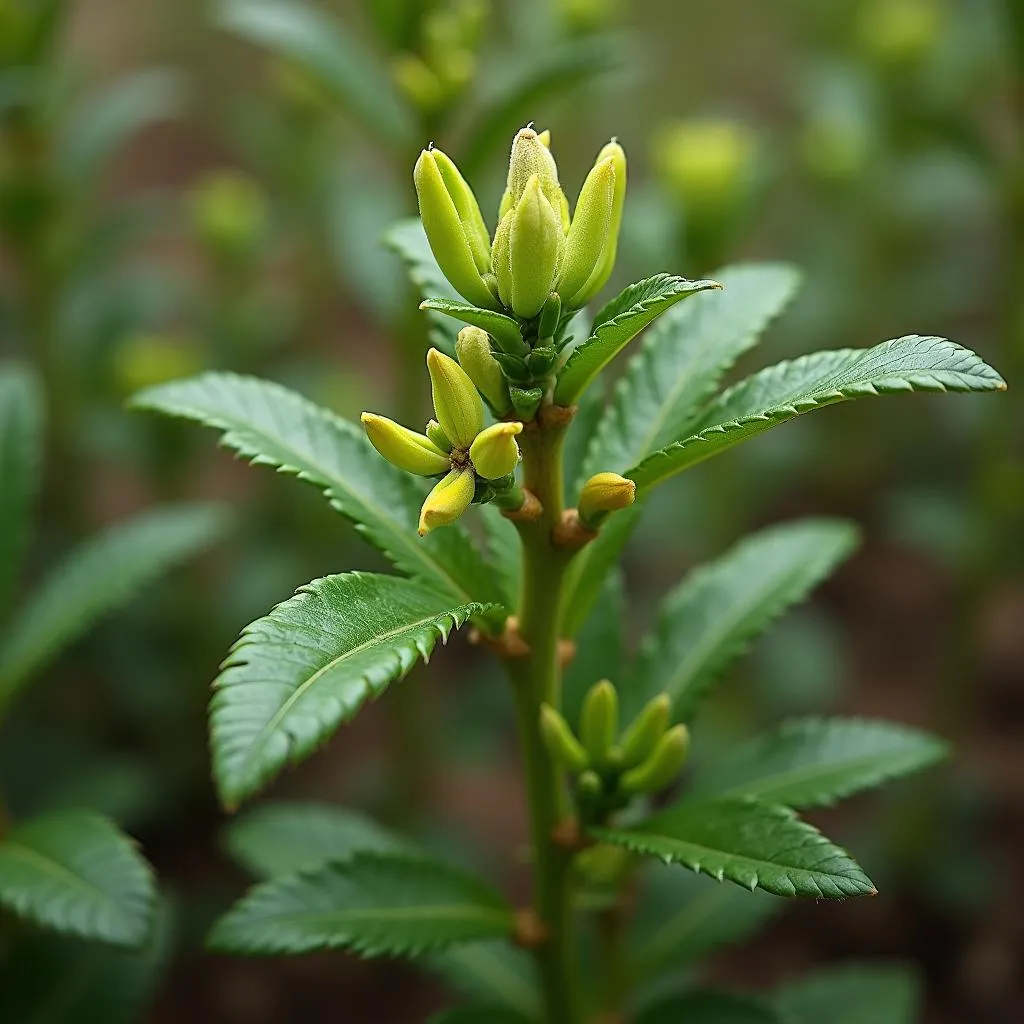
<box><xmin>0</xmin><ymin>0</ymin><xmax>1020</xmax><ymax>1021</ymax></box>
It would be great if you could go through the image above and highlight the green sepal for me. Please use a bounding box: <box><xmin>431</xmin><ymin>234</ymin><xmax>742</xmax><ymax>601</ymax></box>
<box><xmin>509</xmin><ymin>386</ymin><xmax>542</xmax><ymax>420</ymax></box>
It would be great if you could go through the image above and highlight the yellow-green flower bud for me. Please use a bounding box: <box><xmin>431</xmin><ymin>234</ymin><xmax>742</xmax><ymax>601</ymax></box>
<box><xmin>652</xmin><ymin>119</ymin><xmax>755</xmax><ymax>210</ymax></box>
<box><xmin>618</xmin><ymin>694</ymin><xmax>671</xmax><ymax>769</ymax></box>
<box><xmin>575</xmin><ymin>140</ymin><xmax>626</xmax><ymax>302</ymax></box>
<box><xmin>491</xmin><ymin>210</ymin><xmax>514</xmax><ymax>309</ymax></box>
<box><xmin>427</xmin><ymin>347</ymin><xmax>484</xmax><ymax>449</ymax></box>
<box><xmin>507</xmin><ymin>126</ymin><xmax>563</xmax><ymax>212</ymax></box>
<box><xmin>391</xmin><ymin>53</ymin><xmax>445</xmax><ymax>112</ymax></box>
<box><xmin>455</xmin><ymin>326</ymin><xmax>510</xmax><ymax>413</ymax></box>
<box><xmin>361</xmin><ymin>413</ymin><xmax>451</xmax><ymax>476</ymax></box>
<box><xmin>414</xmin><ymin>148</ymin><xmax>498</xmax><ymax>310</ymax></box>
<box><xmin>620</xmin><ymin>724</ymin><xmax>690</xmax><ymax>795</ymax></box>
<box><xmin>469</xmin><ymin>421</ymin><xmax>522</xmax><ymax>480</ymax></box>
<box><xmin>425</xmin><ymin>418</ymin><xmax>453</xmax><ymax>452</ymax></box>
<box><xmin>578</xmin><ymin>472</ymin><xmax>636</xmax><ymax>526</ymax></box>
<box><xmin>509</xmin><ymin>175</ymin><xmax>565</xmax><ymax>319</ymax></box>
<box><xmin>558</xmin><ymin>156</ymin><xmax>615</xmax><ymax>307</ymax></box>
<box><xmin>540</xmin><ymin>703</ymin><xmax>589</xmax><ymax>773</ymax></box>
<box><xmin>579</xmin><ymin>679</ymin><xmax>619</xmax><ymax>764</ymax></box>
<box><xmin>418</xmin><ymin>466</ymin><xmax>476</xmax><ymax>536</ymax></box>
<box><xmin>431</xmin><ymin>148</ymin><xmax>492</xmax><ymax>275</ymax></box>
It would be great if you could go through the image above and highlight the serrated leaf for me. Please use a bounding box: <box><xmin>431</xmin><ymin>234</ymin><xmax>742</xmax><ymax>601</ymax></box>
<box><xmin>131</xmin><ymin>373</ymin><xmax>504</xmax><ymax>608</ymax></box>
<box><xmin>630</xmin><ymin>863</ymin><xmax>781</xmax><ymax>984</ymax></box>
<box><xmin>563</xmin><ymin>570</ymin><xmax>624</xmax><ymax>728</ymax></box>
<box><xmin>429</xmin><ymin>942</ymin><xmax>541</xmax><ymax>1020</ymax></box>
<box><xmin>625</xmin><ymin>519</ymin><xmax>859</xmax><ymax>723</ymax></box>
<box><xmin>224</xmin><ymin>800</ymin><xmax>407</xmax><ymax>878</ymax></box>
<box><xmin>0</xmin><ymin>504</ymin><xmax>227</xmax><ymax>708</ymax></box>
<box><xmin>0</xmin><ymin>363</ymin><xmax>43</xmax><ymax>618</ymax></box>
<box><xmin>0</xmin><ymin>811</ymin><xmax>155</xmax><ymax>946</ymax></box>
<box><xmin>211</xmin><ymin>571</ymin><xmax>488</xmax><ymax>808</ymax></box>
<box><xmin>638</xmin><ymin>990</ymin><xmax>783</xmax><ymax>1024</ymax></box>
<box><xmin>692</xmin><ymin>717</ymin><xmax>948</xmax><ymax>809</ymax></box>
<box><xmin>775</xmin><ymin>964</ymin><xmax>920</xmax><ymax>1024</ymax></box>
<box><xmin>593</xmin><ymin>799</ymin><xmax>875</xmax><ymax>899</ymax></box>
<box><xmin>428</xmin><ymin>1009</ymin><xmax>533</xmax><ymax>1024</ymax></box>
<box><xmin>420</xmin><ymin>299</ymin><xmax>526</xmax><ymax>355</ymax></box>
<box><xmin>207</xmin><ymin>851</ymin><xmax>514</xmax><ymax>957</ymax></box>
<box><xmin>217</xmin><ymin>0</ymin><xmax>414</xmax><ymax>149</ymax></box>
<box><xmin>627</xmin><ymin>336</ymin><xmax>1006</xmax><ymax>496</ymax></box>
<box><xmin>555</xmin><ymin>275</ymin><xmax>722</xmax><ymax>406</ymax></box>
<box><xmin>581</xmin><ymin>264</ymin><xmax>800</xmax><ymax>481</ymax></box>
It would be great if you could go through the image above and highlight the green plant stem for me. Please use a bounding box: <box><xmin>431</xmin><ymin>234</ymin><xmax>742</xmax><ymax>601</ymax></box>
<box><xmin>504</xmin><ymin>414</ymin><xmax>582</xmax><ymax>1024</ymax></box>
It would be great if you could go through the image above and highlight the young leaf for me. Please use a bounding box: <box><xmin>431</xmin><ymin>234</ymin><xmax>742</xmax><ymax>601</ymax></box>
<box><xmin>0</xmin><ymin>363</ymin><xmax>43</xmax><ymax>618</ymax></box>
<box><xmin>627</xmin><ymin>336</ymin><xmax>1006</xmax><ymax>497</ymax></box>
<box><xmin>691</xmin><ymin>717</ymin><xmax>948</xmax><ymax>809</ymax></box>
<box><xmin>554</xmin><ymin>275</ymin><xmax>722</xmax><ymax>406</ymax></box>
<box><xmin>592</xmin><ymin>798</ymin><xmax>876</xmax><ymax>899</ymax></box>
<box><xmin>131</xmin><ymin>374</ymin><xmax>504</xmax><ymax>608</ymax></box>
<box><xmin>0</xmin><ymin>504</ymin><xmax>227</xmax><ymax>708</ymax></box>
<box><xmin>207</xmin><ymin>851</ymin><xmax>515</xmax><ymax>957</ymax></box>
<box><xmin>211</xmin><ymin>571</ymin><xmax>489</xmax><ymax>808</ymax></box>
<box><xmin>638</xmin><ymin>991</ymin><xmax>783</xmax><ymax>1024</ymax></box>
<box><xmin>224</xmin><ymin>801</ymin><xmax>407</xmax><ymax>879</ymax></box>
<box><xmin>217</xmin><ymin>0</ymin><xmax>414</xmax><ymax>149</ymax></box>
<box><xmin>420</xmin><ymin>299</ymin><xmax>526</xmax><ymax>356</ymax></box>
<box><xmin>580</xmin><ymin>264</ymin><xmax>800</xmax><ymax>481</ymax></box>
<box><xmin>625</xmin><ymin>519</ymin><xmax>859</xmax><ymax>724</ymax></box>
<box><xmin>0</xmin><ymin>811</ymin><xmax>155</xmax><ymax>947</ymax></box>
<box><xmin>774</xmin><ymin>963</ymin><xmax>920</xmax><ymax>1024</ymax></box>
<box><xmin>428</xmin><ymin>942</ymin><xmax>541</xmax><ymax>1021</ymax></box>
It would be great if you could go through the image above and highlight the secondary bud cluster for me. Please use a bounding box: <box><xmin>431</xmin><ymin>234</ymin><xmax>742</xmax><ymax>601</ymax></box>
<box><xmin>541</xmin><ymin>681</ymin><xmax>690</xmax><ymax>821</ymax></box>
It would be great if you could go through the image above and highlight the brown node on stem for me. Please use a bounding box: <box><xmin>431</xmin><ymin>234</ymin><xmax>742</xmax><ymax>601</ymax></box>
<box><xmin>469</xmin><ymin>615</ymin><xmax>531</xmax><ymax>658</ymax></box>
<box><xmin>501</xmin><ymin>488</ymin><xmax>543</xmax><ymax>523</ymax></box>
<box><xmin>551</xmin><ymin>816</ymin><xmax>588</xmax><ymax>852</ymax></box>
<box><xmin>557</xmin><ymin>638</ymin><xmax>576</xmax><ymax>669</ymax></box>
<box><xmin>552</xmin><ymin>508</ymin><xmax>597</xmax><ymax>550</ymax></box>
<box><xmin>513</xmin><ymin>906</ymin><xmax>549</xmax><ymax>949</ymax></box>
<box><xmin>538</xmin><ymin>402</ymin><xmax>576</xmax><ymax>430</ymax></box>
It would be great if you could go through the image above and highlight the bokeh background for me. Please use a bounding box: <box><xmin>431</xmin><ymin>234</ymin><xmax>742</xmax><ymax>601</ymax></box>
<box><xmin>0</xmin><ymin>0</ymin><xmax>1021</xmax><ymax>1021</ymax></box>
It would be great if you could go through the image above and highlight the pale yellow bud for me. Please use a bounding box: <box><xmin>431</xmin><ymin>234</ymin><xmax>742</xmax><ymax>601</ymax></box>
<box><xmin>578</xmin><ymin>472</ymin><xmax>636</xmax><ymax>526</ymax></box>
<box><xmin>361</xmin><ymin>413</ymin><xmax>451</xmax><ymax>476</ymax></box>
<box><xmin>427</xmin><ymin>347</ymin><xmax>484</xmax><ymax>449</ymax></box>
<box><xmin>418</xmin><ymin>466</ymin><xmax>476</xmax><ymax>535</ymax></box>
<box><xmin>469</xmin><ymin>421</ymin><xmax>522</xmax><ymax>480</ymax></box>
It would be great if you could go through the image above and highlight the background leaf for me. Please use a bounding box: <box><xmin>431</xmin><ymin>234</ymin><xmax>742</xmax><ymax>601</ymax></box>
<box><xmin>428</xmin><ymin>942</ymin><xmax>541</xmax><ymax>1021</ymax></box>
<box><xmin>210</xmin><ymin>571</ymin><xmax>487</xmax><ymax>808</ymax></box>
<box><xmin>625</xmin><ymin>519</ymin><xmax>859</xmax><ymax>723</ymax></box>
<box><xmin>0</xmin><ymin>503</ymin><xmax>227</xmax><ymax>708</ymax></box>
<box><xmin>208</xmin><ymin>851</ymin><xmax>514</xmax><ymax>957</ymax></box>
<box><xmin>0</xmin><ymin>810</ymin><xmax>155</xmax><ymax>946</ymax></box>
<box><xmin>691</xmin><ymin>717</ymin><xmax>948</xmax><ymax>808</ymax></box>
<box><xmin>478</xmin><ymin>504</ymin><xmax>520</xmax><ymax>611</ymax></box>
<box><xmin>627</xmin><ymin>336</ymin><xmax>1006</xmax><ymax>496</ymax></box>
<box><xmin>594</xmin><ymin>798</ymin><xmax>875</xmax><ymax>899</ymax></box>
<box><xmin>428</xmin><ymin>1009</ymin><xmax>533</xmax><ymax>1024</ymax></box>
<box><xmin>774</xmin><ymin>963</ymin><xmax>920</xmax><ymax>1024</ymax></box>
<box><xmin>638</xmin><ymin>990</ymin><xmax>783</xmax><ymax>1024</ymax></box>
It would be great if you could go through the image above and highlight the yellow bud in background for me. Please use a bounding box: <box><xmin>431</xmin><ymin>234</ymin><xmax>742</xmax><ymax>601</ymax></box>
<box><xmin>620</xmin><ymin>724</ymin><xmax>690</xmax><ymax>795</ymax></box>
<box><xmin>418</xmin><ymin>466</ymin><xmax>476</xmax><ymax>535</ymax></box>
<box><xmin>427</xmin><ymin>347</ymin><xmax>484</xmax><ymax>449</ymax></box>
<box><xmin>189</xmin><ymin>172</ymin><xmax>267</xmax><ymax>261</ymax></box>
<box><xmin>579</xmin><ymin>679</ymin><xmax>619</xmax><ymax>764</ymax></box>
<box><xmin>509</xmin><ymin>175</ymin><xmax>565</xmax><ymax>319</ymax></box>
<box><xmin>558</xmin><ymin>156</ymin><xmax>615</xmax><ymax>307</ymax></box>
<box><xmin>578</xmin><ymin>472</ymin><xmax>636</xmax><ymax>526</ymax></box>
<box><xmin>391</xmin><ymin>53</ymin><xmax>445</xmax><ymax>112</ymax></box>
<box><xmin>361</xmin><ymin>413</ymin><xmax>451</xmax><ymax>476</ymax></box>
<box><xmin>455</xmin><ymin>326</ymin><xmax>511</xmax><ymax>413</ymax></box>
<box><xmin>858</xmin><ymin>0</ymin><xmax>942</xmax><ymax>66</ymax></box>
<box><xmin>574</xmin><ymin>140</ymin><xmax>626</xmax><ymax>302</ymax></box>
<box><xmin>652</xmin><ymin>118</ymin><xmax>756</xmax><ymax>210</ymax></box>
<box><xmin>469</xmin><ymin>421</ymin><xmax>522</xmax><ymax>480</ymax></box>
<box><xmin>507</xmin><ymin>126</ymin><xmax>563</xmax><ymax>212</ymax></box>
<box><xmin>540</xmin><ymin>704</ymin><xmax>590</xmax><ymax>773</ymax></box>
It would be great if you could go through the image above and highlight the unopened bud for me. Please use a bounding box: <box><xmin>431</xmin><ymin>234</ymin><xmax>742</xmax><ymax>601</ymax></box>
<box><xmin>427</xmin><ymin>347</ymin><xmax>484</xmax><ymax>449</ymax></box>
<box><xmin>469</xmin><ymin>421</ymin><xmax>522</xmax><ymax>480</ymax></box>
<box><xmin>558</xmin><ymin>157</ymin><xmax>615</xmax><ymax>307</ymax></box>
<box><xmin>620</xmin><ymin>724</ymin><xmax>690</xmax><ymax>795</ymax></box>
<box><xmin>418</xmin><ymin>466</ymin><xmax>476</xmax><ymax>535</ymax></box>
<box><xmin>432</xmin><ymin>148</ymin><xmax>492</xmax><ymax>275</ymax></box>
<box><xmin>491</xmin><ymin>211</ymin><xmax>514</xmax><ymax>310</ymax></box>
<box><xmin>456</xmin><ymin>326</ymin><xmax>511</xmax><ymax>413</ymax></box>
<box><xmin>575</xmin><ymin>140</ymin><xmax>626</xmax><ymax>301</ymax></box>
<box><xmin>578</xmin><ymin>472</ymin><xmax>636</xmax><ymax>526</ymax></box>
<box><xmin>617</xmin><ymin>694</ymin><xmax>671</xmax><ymax>769</ymax></box>
<box><xmin>361</xmin><ymin>413</ymin><xmax>451</xmax><ymax>476</ymax></box>
<box><xmin>540</xmin><ymin>704</ymin><xmax>589</xmax><ymax>773</ymax></box>
<box><xmin>425</xmin><ymin>418</ymin><xmax>453</xmax><ymax>452</ymax></box>
<box><xmin>507</xmin><ymin>127</ymin><xmax>563</xmax><ymax>211</ymax></box>
<box><xmin>509</xmin><ymin>175</ymin><xmax>565</xmax><ymax>319</ymax></box>
<box><xmin>579</xmin><ymin>679</ymin><xmax>619</xmax><ymax>765</ymax></box>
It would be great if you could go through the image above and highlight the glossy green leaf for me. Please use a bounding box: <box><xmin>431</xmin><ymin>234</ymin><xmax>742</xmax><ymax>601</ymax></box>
<box><xmin>692</xmin><ymin>717</ymin><xmax>948</xmax><ymax>809</ymax></box>
<box><xmin>420</xmin><ymin>300</ymin><xmax>526</xmax><ymax>356</ymax></box>
<box><xmin>626</xmin><ymin>519</ymin><xmax>858</xmax><ymax>723</ymax></box>
<box><xmin>132</xmin><ymin>373</ymin><xmax>504</xmax><ymax>608</ymax></box>
<box><xmin>0</xmin><ymin>363</ymin><xmax>43</xmax><ymax>618</ymax></box>
<box><xmin>593</xmin><ymin>798</ymin><xmax>875</xmax><ymax>899</ymax></box>
<box><xmin>0</xmin><ymin>504</ymin><xmax>227</xmax><ymax>708</ymax></box>
<box><xmin>581</xmin><ymin>264</ymin><xmax>800</xmax><ymax>480</ymax></box>
<box><xmin>429</xmin><ymin>942</ymin><xmax>541</xmax><ymax>1021</ymax></box>
<box><xmin>211</xmin><ymin>571</ymin><xmax>488</xmax><ymax>808</ymax></box>
<box><xmin>224</xmin><ymin>800</ymin><xmax>407</xmax><ymax>879</ymax></box>
<box><xmin>555</xmin><ymin>275</ymin><xmax>722</xmax><ymax>406</ymax></box>
<box><xmin>627</xmin><ymin>336</ymin><xmax>1006</xmax><ymax>496</ymax></box>
<box><xmin>208</xmin><ymin>851</ymin><xmax>515</xmax><ymax>956</ymax></box>
<box><xmin>0</xmin><ymin>811</ymin><xmax>155</xmax><ymax>946</ymax></box>
<box><xmin>639</xmin><ymin>991</ymin><xmax>783</xmax><ymax>1024</ymax></box>
<box><xmin>775</xmin><ymin>964</ymin><xmax>920</xmax><ymax>1024</ymax></box>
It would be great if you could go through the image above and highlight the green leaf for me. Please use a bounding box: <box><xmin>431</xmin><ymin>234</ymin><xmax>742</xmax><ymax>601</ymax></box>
<box><xmin>580</xmin><ymin>264</ymin><xmax>800</xmax><ymax>480</ymax></box>
<box><xmin>630</xmin><ymin>864</ymin><xmax>781</xmax><ymax>984</ymax></box>
<box><xmin>429</xmin><ymin>942</ymin><xmax>541</xmax><ymax>1020</ymax></box>
<box><xmin>0</xmin><ymin>810</ymin><xmax>155</xmax><ymax>946</ymax></box>
<box><xmin>131</xmin><ymin>373</ymin><xmax>503</xmax><ymax>608</ymax></box>
<box><xmin>555</xmin><ymin>275</ymin><xmax>722</xmax><ymax>406</ymax></box>
<box><xmin>0</xmin><ymin>363</ymin><xmax>43</xmax><ymax>618</ymax></box>
<box><xmin>627</xmin><ymin>336</ymin><xmax>1006</xmax><ymax>497</ymax></box>
<box><xmin>692</xmin><ymin>717</ymin><xmax>948</xmax><ymax>809</ymax></box>
<box><xmin>211</xmin><ymin>571</ymin><xmax>488</xmax><ymax>808</ymax></box>
<box><xmin>207</xmin><ymin>851</ymin><xmax>515</xmax><ymax>957</ymax></box>
<box><xmin>224</xmin><ymin>800</ymin><xmax>407</xmax><ymax>878</ymax></box>
<box><xmin>428</xmin><ymin>1009</ymin><xmax>533</xmax><ymax>1024</ymax></box>
<box><xmin>775</xmin><ymin>964</ymin><xmax>920</xmax><ymax>1024</ymax></box>
<box><xmin>0</xmin><ymin>504</ymin><xmax>227</xmax><ymax>708</ymax></box>
<box><xmin>593</xmin><ymin>798</ymin><xmax>875</xmax><ymax>899</ymax></box>
<box><xmin>625</xmin><ymin>519</ymin><xmax>859</xmax><ymax>723</ymax></box>
<box><xmin>478</xmin><ymin>504</ymin><xmax>520</xmax><ymax>611</ymax></box>
<box><xmin>639</xmin><ymin>991</ymin><xmax>783</xmax><ymax>1024</ymax></box>
<box><xmin>420</xmin><ymin>299</ymin><xmax>526</xmax><ymax>356</ymax></box>
<box><xmin>217</xmin><ymin>0</ymin><xmax>414</xmax><ymax>149</ymax></box>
